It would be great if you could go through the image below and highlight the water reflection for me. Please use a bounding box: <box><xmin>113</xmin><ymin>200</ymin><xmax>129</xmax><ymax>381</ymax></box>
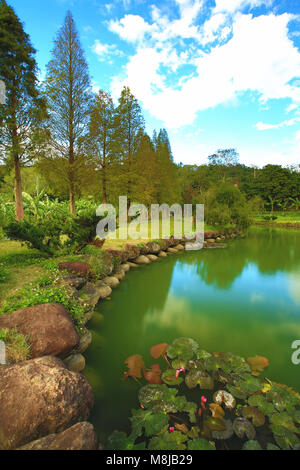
<box><xmin>84</xmin><ymin>227</ymin><xmax>300</xmax><ymax>441</ymax></box>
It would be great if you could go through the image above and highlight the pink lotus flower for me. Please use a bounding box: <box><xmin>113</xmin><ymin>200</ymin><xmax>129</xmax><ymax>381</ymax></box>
<box><xmin>175</xmin><ymin>366</ymin><xmax>186</xmax><ymax>379</ymax></box>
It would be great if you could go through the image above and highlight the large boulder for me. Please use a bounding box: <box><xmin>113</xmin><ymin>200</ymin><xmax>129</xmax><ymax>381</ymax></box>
<box><xmin>58</xmin><ymin>262</ymin><xmax>91</xmax><ymax>276</ymax></box>
<box><xmin>0</xmin><ymin>304</ymin><xmax>79</xmax><ymax>359</ymax></box>
<box><xmin>18</xmin><ymin>422</ymin><xmax>99</xmax><ymax>450</ymax></box>
<box><xmin>125</xmin><ymin>244</ymin><xmax>140</xmax><ymax>260</ymax></box>
<box><xmin>138</xmin><ymin>243</ymin><xmax>151</xmax><ymax>255</ymax></box>
<box><xmin>147</xmin><ymin>254</ymin><xmax>158</xmax><ymax>262</ymax></box>
<box><xmin>0</xmin><ymin>356</ymin><xmax>94</xmax><ymax>450</ymax></box>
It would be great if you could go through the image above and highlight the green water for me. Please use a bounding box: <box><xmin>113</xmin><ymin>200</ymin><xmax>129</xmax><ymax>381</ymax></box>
<box><xmin>84</xmin><ymin>227</ymin><xmax>300</xmax><ymax>442</ymax></box>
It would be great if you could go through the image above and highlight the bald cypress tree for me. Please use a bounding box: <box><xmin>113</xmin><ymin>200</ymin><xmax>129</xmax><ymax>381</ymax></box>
<box><xmin>0</xmin><ymin>0</ymin><xmax>47</xmax><ymax>220</ymax></box>
<box><xmin>44</xmin><ymin>11</ymin><xmax>91</xmax><ymax>215</ymax></box>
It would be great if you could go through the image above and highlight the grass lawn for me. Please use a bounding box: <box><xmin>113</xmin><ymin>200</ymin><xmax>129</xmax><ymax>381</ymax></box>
<box><xmin>0</xmin><ymin>240</ymin><xmax>48</xmax><ymax>303</ymax></box>
<box><xmin>253</xmin><ymin>211</ymin><xmax>300</xmax><ymax>224</ymax></box>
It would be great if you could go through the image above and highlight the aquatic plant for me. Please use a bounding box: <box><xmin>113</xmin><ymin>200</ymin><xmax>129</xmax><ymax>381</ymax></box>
<box><xmin>108</xmin><ymin>337</ymin><xmax>300</xmax><ymax>450</ymax></box>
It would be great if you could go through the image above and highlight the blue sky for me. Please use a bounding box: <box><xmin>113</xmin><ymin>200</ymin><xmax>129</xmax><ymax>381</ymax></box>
<box><xmin>8</xmin><ymin>0</ymin><xmax>300</xmax><ymax>167</ymax></box>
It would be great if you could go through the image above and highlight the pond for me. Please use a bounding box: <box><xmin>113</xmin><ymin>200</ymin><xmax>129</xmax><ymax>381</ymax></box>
<box><xmin>84</xmin><ymin>227</ymin><xmax>300</xmax><ymax>443</ymax></box>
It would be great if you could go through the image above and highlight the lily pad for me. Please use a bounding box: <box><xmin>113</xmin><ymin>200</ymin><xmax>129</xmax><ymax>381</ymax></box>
<box><xmin>270</xmin><ymin>412</ymin><xmax>299</xmax><ymax>433</ymax></box>
<box><xmin>247</xmin><ymin>394</ymin><xmax>275</xmax><ymax>415</ymax></box>
<box><xmin>150</xmin><ymin>343</ymin><xmax>169</xmax><ymax>359</ymax></box>
<box><xmin>247</xmin><ymin>355</ymin><xmax>269</xmax><ymax>374</ymax></box>
<box><xmin>162</xmin><ymin>369</ymin><xmax>184</xmax><ymax>386</ymax></box>
<box><xmin>185</xmin><ymin>370</ymin><xmax>214</xmax><ymax>390</ymax></box>
<box><xmin>130</xmin><ymin>409</ymin><xmax>169</xmax><ymax>438</ymax></box>
<box><xmin>209</xmin><ymin>404</ymin><xmax>225</xmax><ymax>419</ymax></box>
<box><xmin>242</xmin><ymin>440</ymin><xmax>262</xmax><ymax>450</ymax></box>
<box><xmin>188</xmin><ymin>438</ymin><xmax>215</xmax><ymax>450</ymax></box>
<box><xmin>233</xmin><ymin>417</ymin><xmax>256</xmax><ymax>440</ymax></box>
<box><xmin>148</xmin><ymin>430</ymin><xmax>188</xmax><ymax>451</ymax></box>
<box><xmin>213</xmin><ymin>390</ymin><xmax>236</xmax><ymax>409</ymax></box>
<box><xmin>211</xmin><ymin>419</ymin><xmax>234</xmax><ymax>440</ymax></box>
<box><xmin>167</xmin><ymin>337</ymin><xmax>199</xmax><ymax>361</ymax></box>
<box><xmin>242</xmin><ymin>406</ymin><xmax>265</xmax><ymax>427</ymax></box>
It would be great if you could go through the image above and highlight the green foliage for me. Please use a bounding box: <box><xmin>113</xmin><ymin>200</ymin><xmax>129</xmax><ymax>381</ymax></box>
<box><xmin>109</xmin><ymin>337</ymin><xmax>300</xmax><ymax>450</ymax></box>
<box><xmin>0</xmin><ymin>274</ymin><xmax>85</xmax><ymax>330</ymax></box>
<box><xmin>0</xmin><ymin>327</ymin><xmax>30</xmax><ymax>363</ymax></box>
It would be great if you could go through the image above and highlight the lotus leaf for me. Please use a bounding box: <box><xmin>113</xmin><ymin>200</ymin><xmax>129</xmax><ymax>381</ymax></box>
<box><xmin>233</xmin><ymin>417</ymin><xmax>256</xmax><ymax>440</ymax></box>
<box><xmin>242</xmin><ymin>406</ymin><xmax>265</xmax><ymax>427</ymax></box>
<box><xmin>213</xmin><ymin>390</ymin><xmax>236</xmax><ymax>409</ymax></box>
<box><xmin>167</xmin><ymin>337</ymin><xmax>199</xmax><ymax>360</ymax></box>
<box><xmin>185</xmin><ymin>370</ymin><xmax>214</xmax><ymax>390</ymax></box>
<box><xmin>242</xmin><ymin>440</ymin><xmax>262</xmax><ymax>450</ymax></box>
<box><xmin>211</xmin><ymin>419</ymin><xmax>234</xmax><ymax>440</ymax></box>
<box><xmin>188</xmin><ymin>438</ymin><xmax>215</xmax><ymax>450</ymax></box>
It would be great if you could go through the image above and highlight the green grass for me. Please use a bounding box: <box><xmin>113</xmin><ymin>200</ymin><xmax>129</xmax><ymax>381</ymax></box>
<box><xmin>253</xmin><ymin>211</ymin><xmax>300</xmax><ymax>224</ymax></box>
<box><xmin>0</xmin><ymin>328</ymin><xmax>31</xmax><ymax>364</ymax></box>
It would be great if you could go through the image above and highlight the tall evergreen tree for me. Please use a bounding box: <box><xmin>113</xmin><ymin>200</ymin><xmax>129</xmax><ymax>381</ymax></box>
<box><xmin>88</xmin><ymin>90</ymin><xmax>115</xmax><ymax>203</ymax></box>
<box><xmin>44</xmin><ymin>11</ymin><xmax>91</xmax><ymax>215</ymax></box>
<box><xmin>0</xmin><ymin>0</ymin><xmax>47</xmax><ymax>220</ymax></box>
<box><xmin>114</xmin><ymin>86</ymin><xmax>145</xmax><ymax>206</ymax></box>
<box><xmin>155</xmin><ymin>128</ymin><xmax>179</xmax><ymax>204</ymax></box>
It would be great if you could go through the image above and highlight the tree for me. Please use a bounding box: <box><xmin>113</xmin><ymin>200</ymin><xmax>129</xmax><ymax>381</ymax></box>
<box><xmin>208</xmin><ymin>148</ymin><xmax>239</xmax><ymax>182</ymax></box>
<box><xmin>44</xmin><ymin>11</ymin><xmax>91</xmax><ymax>215</ymax></box>
<box><xmin>88</xmin><ymin>90</ymin><xmax>115</xmax><ymax>203</ymax></box>
<box><xmin>0</xmin><ymin>0</ymin><xmax>47</xmax><ymax>220</ymax></box>
<box><xmin>113</xmin><ymin>86</ymin><xmax>145</xmax><ymax>206</ymax></box>
<box><xmin>155</xmin><ymin>128</ymin><xmax>179</xmax><ymax>204</ymax></box>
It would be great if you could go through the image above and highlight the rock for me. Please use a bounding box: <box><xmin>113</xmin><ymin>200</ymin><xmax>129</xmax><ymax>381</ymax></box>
<box><xmin>0</xmin><ymin>356</ymin><xmax>94</xmax><ymax>450</ymax></box>
<box><xmin>106</xmin><ymin>249</ymin><xmax>128</xmax><ymax>264</ymax></box>
<box><xmin>102</xmin><ymin>276</ymin><xmax>120</xmax><ymax>288</ymax></box>
<box><xmin>176</xmin><ymin>244</ymin><xmax>185</xmax><ymax>251</ymax></box>
<box><xmin>159</xmin><ymin>239</ymin><xmax>170</xmax><ymax>251</ymax></box>
<box><xmin>82</xmin><ymin>310</ymin><xmax>94</xmax><ymax>325</ymax></box>
<box><xmin>127</xmin><ymin>262</ymin><xmax>139</xmax><ymax>268</ymax></box>
<box><xmin>125</xmin><ymin>244</ymin><xmax>140</xmax><ymax>260</ymax></box>
<box><xmin>78</xmin><ymin>283</ymin><xmax>101</xmax><ymax>307</ymax></box>
<box><xmin>18</xmin><ymin>422</ymin><xmax>99</xmax><ymax>450</ymax></box>
<box><xmin>62</xmin><ymin>276</ymin><xmax>86</xmax><ymax>290</ymax></box>
<box><xmin>138</xmin><ymin>243</ymin><xmax>151</xmax><ymax>255</ymax></box>
<box><xmin>133</xmin><ymin>255</ymin><xmax>151</xmax><ymax>265</ymax></box>
<box><xmin>146</xmin><ymin>242</ymin><xmax>161</xmax><ymax>254</ymax></box>
<box><xmin>95</xmin><ymin>281</ymin><xmax>112</xmax><ymax>299</ymax></box>
<box><xmin>206</xmin><ymin>238</ymin><xmax>215</xmax><ymax>243</ymax></box>
<box><xmin>0</xmin><ymin>304</ymin><xmax>79</xmax><ymax>359</ymax></box>
<box><xmin>64</xmin><ymin>354</ymin><xmax>85</xmax><ymax>373</ymax></box>
<box><xmin>168</xmin><ymin>237</ymin><xmax>180</xmax><ymax>247</ymax></box>
<box><xmin>114</xmin><ymin>270</ymin><xmax>125</xmax><ymax>281</ymax></box>
<box><xmin>75</xmin><ymin>329</ymin><xmax>92</xmax><ymax>354</ymax></box>
<box><xmin>167</xmin><ymin>247</ymin><xmax>178</xmax><ymax>254</ymax></box>
<box><xmin>147</xmin><ymin>254</ymin><xmax>158</xmax><ymax>261</ymax></box>
<box><xmin>58</xmin><ymin>262</ymin><xmax>91</xmax><ymax>276</ymax></box>
<box><xmin>121</xmin><ymin>263</ymin><xmax>130</xmax><ymax>272</ymax></box>
<box><xmin>158</xmin><ymin>251</ymin><xmax>167</xmax><ymax>258</ymax></box>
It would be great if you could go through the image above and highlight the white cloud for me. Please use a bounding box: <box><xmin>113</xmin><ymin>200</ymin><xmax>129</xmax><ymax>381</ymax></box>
<box><xmin>255</xmin><ymin>117</ymin><xmax>300</xmax><ymax>130</ymax></box>
<box><xmin>92</xmin><ymin>40</ymin><xmax>123</xmax><ymax>61</ymax></box>
<box><xmin>109</xmin><ymin>12</ymin><xmax>300</xmax><ymax>128</ymax></box>
<box><xmin>108</xmin><ymin>14</ymin><xmax>153</xmax><ymax>43</ymax></box>
<box><xmin>214</xmin><ymin>0</ymin><xmax>271</xmax><ymax>14</ymax></box>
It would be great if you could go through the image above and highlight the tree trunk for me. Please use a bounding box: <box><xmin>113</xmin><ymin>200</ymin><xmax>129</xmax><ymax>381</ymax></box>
<box><xmin>14</xmin><ymin>154</ymin><xmax>24</xmax><ymax>221</ymax></box>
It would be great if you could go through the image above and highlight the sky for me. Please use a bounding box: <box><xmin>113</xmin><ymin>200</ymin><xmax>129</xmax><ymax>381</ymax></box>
<box><xmin>7</xmin><ymin>0</ymin><xmax>300</xmax><ymax>167</ymax></box>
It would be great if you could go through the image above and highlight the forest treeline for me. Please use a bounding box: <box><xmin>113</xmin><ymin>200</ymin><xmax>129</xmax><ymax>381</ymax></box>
<box><xmin>0</xmin><ymin>1</ymin><xmax>300</xmax><ymax>227</ymax></box>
